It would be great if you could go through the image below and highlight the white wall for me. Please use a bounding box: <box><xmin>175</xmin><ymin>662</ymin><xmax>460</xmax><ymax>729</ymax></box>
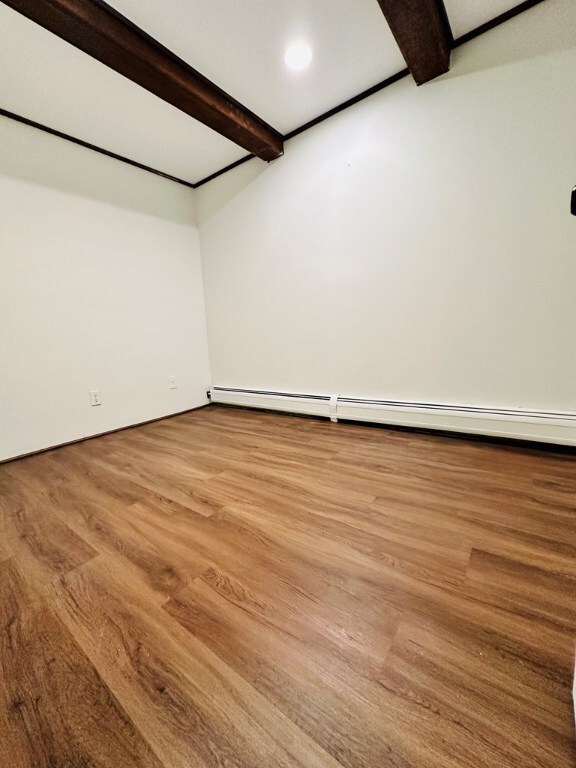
<box><xmin>2</xmin><ymin>0</ymin><xmax>575</xmax><ymax>459</ymax></box>
<box><xmin>197</xmin><ymin>0</ymin><xmax>576</xmax><ymax>414</ymax></box>
<box><xmin>0</xmin><ymin>118</ymin><xmax>210</xmax><ymax>461</ymax></box>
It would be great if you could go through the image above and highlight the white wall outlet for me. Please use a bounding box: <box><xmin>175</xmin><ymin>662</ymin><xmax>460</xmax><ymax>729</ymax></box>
<box><xmin>89</xmin><ymin>390</ymin><xmax>102</xmax><ymax>407</ymax></box>
<box><xmin>169</xmin><ymin>375</ymin><xmax>177</xmax><ymax>389</ymax></box>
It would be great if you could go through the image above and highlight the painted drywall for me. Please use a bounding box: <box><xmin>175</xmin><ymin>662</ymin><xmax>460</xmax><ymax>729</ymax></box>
<box><xmin>197</xmin><ymin>0</ymin><xmax>576</xmax><ymax>414</ymax></box>
<box><xmin>0</xmin><ymin>118</ymin><xmax>210</xmax><ymax>461</ymax></box>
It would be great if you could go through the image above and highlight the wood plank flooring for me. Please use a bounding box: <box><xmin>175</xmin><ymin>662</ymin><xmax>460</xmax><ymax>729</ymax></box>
<box><xmin>1</xmin><ymin>404</ymin><xmax>575</xmax><ymax>768</ymax></box>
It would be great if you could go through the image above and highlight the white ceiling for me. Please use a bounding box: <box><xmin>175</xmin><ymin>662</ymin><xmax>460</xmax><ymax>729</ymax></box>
<box><xmin>107</xmin><ymin>0</ymin><xmax>407</xmax><ymax>135</ymax></box>
<box><xmin>0</xmin><ymin>0</ymin><xmax>528</xmax><ymax>185</ymax></box>
<box><xmin>0</xmin><ymin>5</ymin><xmax>246</xmax><ymax>183</ymax></box>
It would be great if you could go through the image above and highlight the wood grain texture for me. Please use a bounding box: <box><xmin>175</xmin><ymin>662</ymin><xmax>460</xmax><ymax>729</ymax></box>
<box><xmin>375</xmin><ymin>0</ymin><xmax>452</xmax><ymax>84</ymax></box>
<box><xmin>0</xmin><ymin>559</ymin><xmax>162</xmax><ymax>768</ymax></box>
<box><xmin>0</xmin><ymin>404</ymin><xmax>575</xmax><ymax>767</ymax></box>
<box><xmin>1</xmin><ymin>0</ymin><xmax>283</xmax><ymax>160</ymax></box>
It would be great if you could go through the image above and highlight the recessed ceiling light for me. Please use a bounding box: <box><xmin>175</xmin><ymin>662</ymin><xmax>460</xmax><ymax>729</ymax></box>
<box><xmin>284</xmin><ymin>43</ymin><xmax>313</xmax><ymax>71</ymax></box>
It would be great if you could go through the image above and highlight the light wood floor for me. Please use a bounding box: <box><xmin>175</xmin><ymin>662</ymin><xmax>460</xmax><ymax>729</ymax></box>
<box><xmin>1</xmin><ymin>405</ymin><xmax>575</xmax><ymax>768</ymax></box>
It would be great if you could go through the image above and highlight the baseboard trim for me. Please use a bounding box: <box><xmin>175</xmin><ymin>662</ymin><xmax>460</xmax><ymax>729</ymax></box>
<box><xmin>210</xmin><ymin>387</ymin><xmax>576</xmax><ymax>447</ymax></box>
<box><xmin>0</xmin><ymin>403</ymin><xmax>211</xmax><ymax>465</ymax></box>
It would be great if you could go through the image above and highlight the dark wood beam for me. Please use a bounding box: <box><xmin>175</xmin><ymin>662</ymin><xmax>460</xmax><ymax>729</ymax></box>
<box><xmin>375</xmin><ymin>0</ymin><xmax>452</xmax><ymax>85</ymax></box>
<box><xmin>1</xmin><ymin>0</ymin><xmax>283</xmax><ymax>160</ymax></box>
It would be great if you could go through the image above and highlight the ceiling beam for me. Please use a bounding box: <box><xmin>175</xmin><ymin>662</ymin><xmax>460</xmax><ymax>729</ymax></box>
<box><xmin>1</xmin><ymin>0</ymin><xmax>283</xmax><ymax>160</ymax></box>
<box><xmin>375</xmin><ymin>0</ymin><xmax>452</xmax><ymax>85</ymax></box>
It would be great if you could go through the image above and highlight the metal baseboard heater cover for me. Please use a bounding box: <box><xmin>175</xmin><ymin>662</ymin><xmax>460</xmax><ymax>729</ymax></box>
<box><xmin>210</xmin><ymin>387</ymin><xmax>576</xmax><ymax>446</ymax></box>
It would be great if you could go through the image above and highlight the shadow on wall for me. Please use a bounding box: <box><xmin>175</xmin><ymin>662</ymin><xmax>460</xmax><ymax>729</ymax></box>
<box><xmin>196</xmin><ymin>155</ymin><xmax>272</xmax><ymax>227</ymax></box>
<box><xmin>0</xmin><ymin>115</ymin><xmax>195</xmax><ymax>225</ymax></box>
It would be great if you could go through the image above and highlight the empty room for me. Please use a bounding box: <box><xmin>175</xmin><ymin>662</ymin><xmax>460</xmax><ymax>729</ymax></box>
<box><xmin>1</xmin><ymin>0</ymin><xmax>575</xmax><ymax>766</ymax></box>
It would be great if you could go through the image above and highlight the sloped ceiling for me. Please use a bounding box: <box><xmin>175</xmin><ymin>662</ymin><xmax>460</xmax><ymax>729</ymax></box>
<box><xmin>0</xmin><ymin>0</ymin><xmax>535</xmax><ymax>186</ymax></box>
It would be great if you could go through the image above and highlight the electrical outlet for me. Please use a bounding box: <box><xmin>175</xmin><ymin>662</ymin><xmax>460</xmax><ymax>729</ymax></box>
<box><xmin>89</xmin><ymin>390</ymin><xmax>102</xmax><ymax>407</ymax></box>
<box><xmin>169</xmin><ymin>375</ymin><xmax>177</xmax><ymax>390</ymax></box>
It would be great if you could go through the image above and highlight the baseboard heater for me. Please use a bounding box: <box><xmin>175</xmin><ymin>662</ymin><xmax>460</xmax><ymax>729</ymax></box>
<box><xmin>210</xmin><ymin>387</ymin><xmax>576</xmax><ymax>446</ymax></box>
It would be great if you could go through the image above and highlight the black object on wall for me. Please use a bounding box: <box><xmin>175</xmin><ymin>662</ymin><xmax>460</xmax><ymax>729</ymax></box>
<box><xmin>571</xmin><ymin>186</ymin><xmax>576</xmax><ymax>215</ymax></box>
